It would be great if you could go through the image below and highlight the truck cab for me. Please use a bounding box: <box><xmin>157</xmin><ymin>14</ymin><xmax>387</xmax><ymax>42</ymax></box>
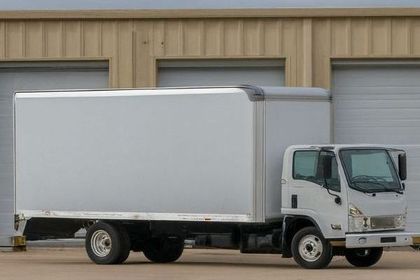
<box><xmin>281</xmin><ymin>144</ymin><xmax>412</xmax><ymax>268</ymax></box>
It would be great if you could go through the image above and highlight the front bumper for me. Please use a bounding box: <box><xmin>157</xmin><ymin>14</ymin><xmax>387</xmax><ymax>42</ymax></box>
<box><xmin>346</xmin><ymin>231</ymin><xmax>420</xmax><ymax>248</ymax></box>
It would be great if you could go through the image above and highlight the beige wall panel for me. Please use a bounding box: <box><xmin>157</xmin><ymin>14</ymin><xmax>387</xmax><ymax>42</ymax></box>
<box><xmin>63</xmin><ymin>21</ymin><xmax>81</xmax><ymax>57</ymax></box>
<box><xmin>312</xmin><ymin>19</ymin><xmax>331</xmax><ymax>89</ymax></box>
<box><xmin>296</xmin><ymin>20</ymin><xmax>305</xmax><ymax>86</ymax></box>
<box><xmin>83</xmin><ymin>21</ymin><xmax>101</xmax><ymax>57</ymax></box>
<box><xmin>301</xmin><ymin>19</ymin><xmax>312</xmax><ymax>86</ymax></box>
<box><xmin>223</xmin><ymin>20</ymin><xmax>243</xmax><ymax>56</ymax></box>
<box><xmin>411</xmin><ymin>19</ymin><xmax>420</xmax><ymax>55</ymax></box>
<box><xmin>152</xmin><ymin>21</ymin><xmax>165</xmax><ymax>57</ymax></box>
<box><xmin>44</xmin><ymin>21</ymin><xmax>63</xmax><ymax>57</ymax></box>
<box><xmin>0</xmin><ymin>13</ymin><xmax>419</xmax><ymax>90</ymax></box>
<box><xmin>183</xmin><ymin>20</ymin><xmax>204</xmax><ymax>56</ymax></box>
<box><xmin>101</xmin><ymin>21</ymin><xmax>118</xmax><ymax>87</ymax></box>
<box><xmin>0</xmin><ymin>22</ymin><xmax>6</xmax><ymax>58</ymax></box>
<box><xmin>164</xmin><ymin>20</ymin><xmax>183</xmax><ymax>56</ymax></box>
<box><xmin>101</xmin><ymin>21</ymin><xmax>117</xmax><ymax>57</ymax></box>
<box><xmin>135</xmin><ymin>21</ymin><xmax>153</xmax><ymax>87</ymax></box>
<box><xmin>263</xmin><ymin>19</ymin><xmax>281</xmax><ymax>56</ymax></box>
<box><xmin>204</xmin><ymin>20</ymin><xmax>223</xmax><ymax>56</ymax></box>
<box><xmin>371</xmin><ymin>18</ymin><xmax>391</xmax><ymax>55</ymax></box>
<box><xmin>243</xmin><ymin>20</ymin><xmax>263</xmax><ymax>56</ymax></box>
<box><xmin>24</xmin><ymin>21</ymin><xmax>43</xmax><ymax>57</ymax></box>
<box><xmin>331</xmin><ymin>19</ymin><xmax>351</xmax><ymax>56</ymax></box>
<box><xmin>391</xmin><ymin>18</ymin><xmax>410</xmax><ymax>55</ymax></box>
<box><xmin>117</xmin><ymin>21</ymin><xmax>134</xmax><ymax>87</ymax></box>
<box><xmin>350</xmin><ymin>19</ymin><xmax>369</xmax><ymax>56</ymax></box>
<box><xmin>282</xmin><ymin>20</ymin><xmax>298</xmax><ymax>86</ymax></box>
<box><xmin>6</xmin><ymin>22</ymin><xmax>24</xmax><ymax>58</ymax></box>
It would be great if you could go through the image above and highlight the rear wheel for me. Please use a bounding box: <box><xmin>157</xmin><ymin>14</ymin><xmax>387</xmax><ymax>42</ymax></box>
<box><xmin>345</xmin><ymin>247</ymin><xmax>383</xmax><ymax>267</ymax></box>
<box><xmin>116</xmin><ymin>226</ymin><xmax>131</xmax><ymax>263</ymax></box>
<box><xmin>291</xmin><ymin>227</ymin><xmax>333</xmax><ymax>269</ymax></box>
<box><xmin>85</xmin><ymin>221</ymin><xmax>131</xmax><ymax>264</ymax></box>
<box><xmin>143</xmin><ymin>236</ymin><xmax>184</xmax><ymax>263</ymax></box>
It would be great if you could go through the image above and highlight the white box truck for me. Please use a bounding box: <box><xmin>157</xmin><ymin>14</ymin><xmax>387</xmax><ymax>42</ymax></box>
<box><xmin>13</xmin><ymin>86</ymin><xmax>419</xmax><ymax>269</ymax></box>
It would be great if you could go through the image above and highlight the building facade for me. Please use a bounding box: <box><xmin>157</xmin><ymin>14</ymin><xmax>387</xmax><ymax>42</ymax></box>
<box><xmin>1</xmin><ymin>8</ymin><xmax>420</xmax><ymax>244</ymax></box>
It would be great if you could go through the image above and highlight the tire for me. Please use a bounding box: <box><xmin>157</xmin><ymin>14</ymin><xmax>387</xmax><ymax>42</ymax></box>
<box><xmin>143</xmin><ymin>236</ymin><xmax>184</xmax><ymax>263</ymax></box>
<box><xmin>85</xmin><ymin>221</ymin><xmax>131</xmax><ymax>265</ymax></box>
<box><xmin>291</xmin><ymin>227</ymin><xmax>333</xmax><ymax>269</ymax></box>
<box><xmin>345</xmin><ymin>247</ymin><xmax>383</xmax><ymax>267</ymax></box>
<box><xmin>116</xmin><ymin>225</ymin><xmax>131</xmax><ymax>264</ymax></box>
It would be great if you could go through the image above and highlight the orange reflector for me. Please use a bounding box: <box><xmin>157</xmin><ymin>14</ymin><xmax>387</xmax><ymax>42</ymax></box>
<box><xmin>330</xmin><ymin>240</ymin><xmax>345</xmax><ymax>247</ymax></box>
<box><xmin>12</xmin><ymin>236</ymin><xmax>26</xmax><ymax>247</ymax></box>
<box><xmin>412</xmin><ymin>236</ymin><xmax>420</xmax><ymax>245</ymax></box>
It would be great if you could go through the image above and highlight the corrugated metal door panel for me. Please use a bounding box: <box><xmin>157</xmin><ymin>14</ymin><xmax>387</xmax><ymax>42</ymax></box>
<box><xmin>157</xmin><ymin>59</ymin><xmax>284</xmax><ymax>87</ymax></box>
<box><xmin>332</xmin><ymin>63</ymin><xmax>420</xmax><ymax>231</ymax></box>
<box><xmin>0</xmin><ymin>62</ymin><xmax>108</xmax><ymax>245</ymax></box>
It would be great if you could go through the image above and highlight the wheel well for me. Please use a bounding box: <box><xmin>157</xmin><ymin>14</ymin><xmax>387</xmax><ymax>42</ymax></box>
<box><xmin>282</xmin><ymin>217</ymin><xmax>318</xmax><ymax>257</ymax></box>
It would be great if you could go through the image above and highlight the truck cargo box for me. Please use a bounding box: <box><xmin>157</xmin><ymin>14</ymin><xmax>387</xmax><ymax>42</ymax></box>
<box><xmin>14</xmin><ymin>86</ymin><xmax>330</xmax><ymax>223</ymax></box>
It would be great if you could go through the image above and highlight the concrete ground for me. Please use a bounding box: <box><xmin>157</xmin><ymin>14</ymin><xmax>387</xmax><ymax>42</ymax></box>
<box><xmin>0</xmin><ymin>248</ymin><xmax>419</xmax><ymax>280</ymax></box>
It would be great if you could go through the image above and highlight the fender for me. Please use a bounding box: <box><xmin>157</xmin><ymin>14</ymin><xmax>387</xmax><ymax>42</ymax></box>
<box><xmin>281</xmin><ymin>215</ymin><xmax>323</xmax><ymax>257</ymax></box>
<box><xmin>282</xmin><ymin>207</ymin><xmax>345</xmax><ymax>239</ymax></box>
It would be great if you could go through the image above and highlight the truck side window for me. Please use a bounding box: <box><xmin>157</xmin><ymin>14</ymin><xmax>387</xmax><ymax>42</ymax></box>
<box><xmin>293</xmin><ymin>151</ymin><xmax>319</xmax><ymax>183</ymax></box>
<box><xmin>320</xmin><ymin>151</ymin><xmax>341</xmax><ymax>192</ymax></box>
<box><xmin>293</xmin><ymin>150</ymin><xmax>341</xmax><ymax>192</ymax></box>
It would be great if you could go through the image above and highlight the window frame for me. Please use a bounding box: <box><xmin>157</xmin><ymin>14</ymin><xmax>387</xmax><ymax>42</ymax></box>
<box><xmin>338</xmin><ymin>147</ymin><xmax>402</xmax><ymax>193</ymax></box>
<box><xmin>292</xmin><ymin>149</ymin><xmax>341</xmax><ymax>192</ymax></box>
<box><xmin>292</xmin><ymin>149</ymin><xmax>319</xmax><ymax>181</ymax></box>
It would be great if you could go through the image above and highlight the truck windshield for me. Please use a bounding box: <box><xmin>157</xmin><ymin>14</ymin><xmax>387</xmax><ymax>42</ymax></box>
<box><xmin>340</xmin><ymin>149</ymin><xmax>401</xmax><ymax>193</ymax></box>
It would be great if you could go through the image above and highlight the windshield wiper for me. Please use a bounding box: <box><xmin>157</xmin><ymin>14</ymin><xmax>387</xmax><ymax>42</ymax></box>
<box><xmin>352</xmin><ymin>180</ymin><xmax>403</xmax><ymax>194</ymax></box>
<box><xmin>349</xmin><ymin>182</ymin><xmax>375</xmax><ymax>193</ymax></box>
<box><xmin>373</xmin><ymin>185</ymin><xmax>403</xmax><ymax>195</ymax></box>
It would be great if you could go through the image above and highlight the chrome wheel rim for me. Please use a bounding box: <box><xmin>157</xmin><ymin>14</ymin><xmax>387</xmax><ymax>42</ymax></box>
<box><xmin>91</xmin><ymin>230</ymin><xmax>112</xmax><ymax>257</ymax></box>
<box><xmin>298</xmin><ymin>234</ymin><xmax>323</xmax><ymax>262</ymax></box>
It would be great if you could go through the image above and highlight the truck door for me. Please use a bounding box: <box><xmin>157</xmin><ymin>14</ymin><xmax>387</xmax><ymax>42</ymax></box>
<box><xmin>286</xmin><ymin>149</ymin><xmax>347</xmax><ymax>238</ymax></box>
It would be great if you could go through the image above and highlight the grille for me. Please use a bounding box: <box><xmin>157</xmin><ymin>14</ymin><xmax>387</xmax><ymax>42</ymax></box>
<box><xmin>370</xmin><ymin>216</ymin><xmax>395</xmax><ymax>229</ymax></box>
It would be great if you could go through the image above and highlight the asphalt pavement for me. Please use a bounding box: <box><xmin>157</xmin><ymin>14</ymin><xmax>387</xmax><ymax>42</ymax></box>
<box><xmin>0</xmin><ymin>248</ymin><xmax>419</xmax><ymax>280</ymax></box>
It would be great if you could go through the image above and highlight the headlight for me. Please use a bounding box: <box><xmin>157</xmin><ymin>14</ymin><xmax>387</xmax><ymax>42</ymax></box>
<box><xmin>349</xmin><ymin>216</ymin><xmax>371</xmax><ymax>232</ymax></box>
<box><xmin>349</xmin><ymin>204</ymin><xmax>364</xmax><ymax>217</ymax></box>
<box><xmin>394</xmin><ymin>214</ymin><xmax>406</xmax><ymax>229</ymax></box>
<box><xmin>349</xmin><ymin>204</ymin><xmax>370</xmax><ymax>232</ymax></box>
<box><xmin>348</xmin><ymin>204</ymin><xmax>407</xmax><ymax>232</ymax></box>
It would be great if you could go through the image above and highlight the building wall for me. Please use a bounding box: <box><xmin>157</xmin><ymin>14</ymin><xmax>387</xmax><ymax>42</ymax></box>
<box><xmin>0</xmin><ymin>11</ymin><xmax>419</xmax><ymax>89</ymax></box>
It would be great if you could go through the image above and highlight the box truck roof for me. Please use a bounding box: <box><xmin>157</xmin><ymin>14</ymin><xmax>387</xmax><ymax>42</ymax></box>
<box><xmin>259</xmin><ymin>86</ymin><xmax>330</xmax><ymax>100</ymax></box>
<box><xmin>14</xmin><ymin>86</ymin><xmax>330</xmax><ymax>102</ymax></box>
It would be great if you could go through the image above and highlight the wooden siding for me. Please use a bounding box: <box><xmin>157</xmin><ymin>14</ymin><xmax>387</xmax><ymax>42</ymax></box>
<box><xmin>313</xmin><ymin>17</ymin><xmax>420</xmax><ymax>88</ymax></box>
<box><xmin>0</xmin><ymin>16</ymin><xmax>419</xmax><ymax>88</ymax></box>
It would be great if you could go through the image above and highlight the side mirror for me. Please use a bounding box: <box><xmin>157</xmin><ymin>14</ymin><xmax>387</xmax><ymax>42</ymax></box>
<box><xmin>322</xmin><ymin>155</ymin><xmax>333</xmax><ymax>180</ymax></box>
<box><xmin>398</xmin><ymin>153</ymin><xmax>407</xmax><ymax>181</ymax></box>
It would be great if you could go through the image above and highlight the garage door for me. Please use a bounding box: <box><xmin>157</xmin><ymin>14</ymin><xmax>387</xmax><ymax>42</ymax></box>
<box><xmin>0</xmin><ymin>61</ymin><xmax>108</xmax><ymax>246</ymax></box>
<box><xmin>158</xmin><ymin>59</ymin><xmax>284</xmax><ymax>87</ymax></box>
<box><xmin>332</xmin><ymin>61</ymin><xmax>420</xmax><ymax>231</ymax></box>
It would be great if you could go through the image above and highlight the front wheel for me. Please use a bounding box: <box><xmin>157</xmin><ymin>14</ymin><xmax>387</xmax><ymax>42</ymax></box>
<box><xmin>345</xmin><ymin>247</ymin><xmax>383</xmax><ymax>267</ymax></box>
<box><xmin>291</xmin><ymin>227</ymin><xmax>333</xmax><ymax>269</ymax></box>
